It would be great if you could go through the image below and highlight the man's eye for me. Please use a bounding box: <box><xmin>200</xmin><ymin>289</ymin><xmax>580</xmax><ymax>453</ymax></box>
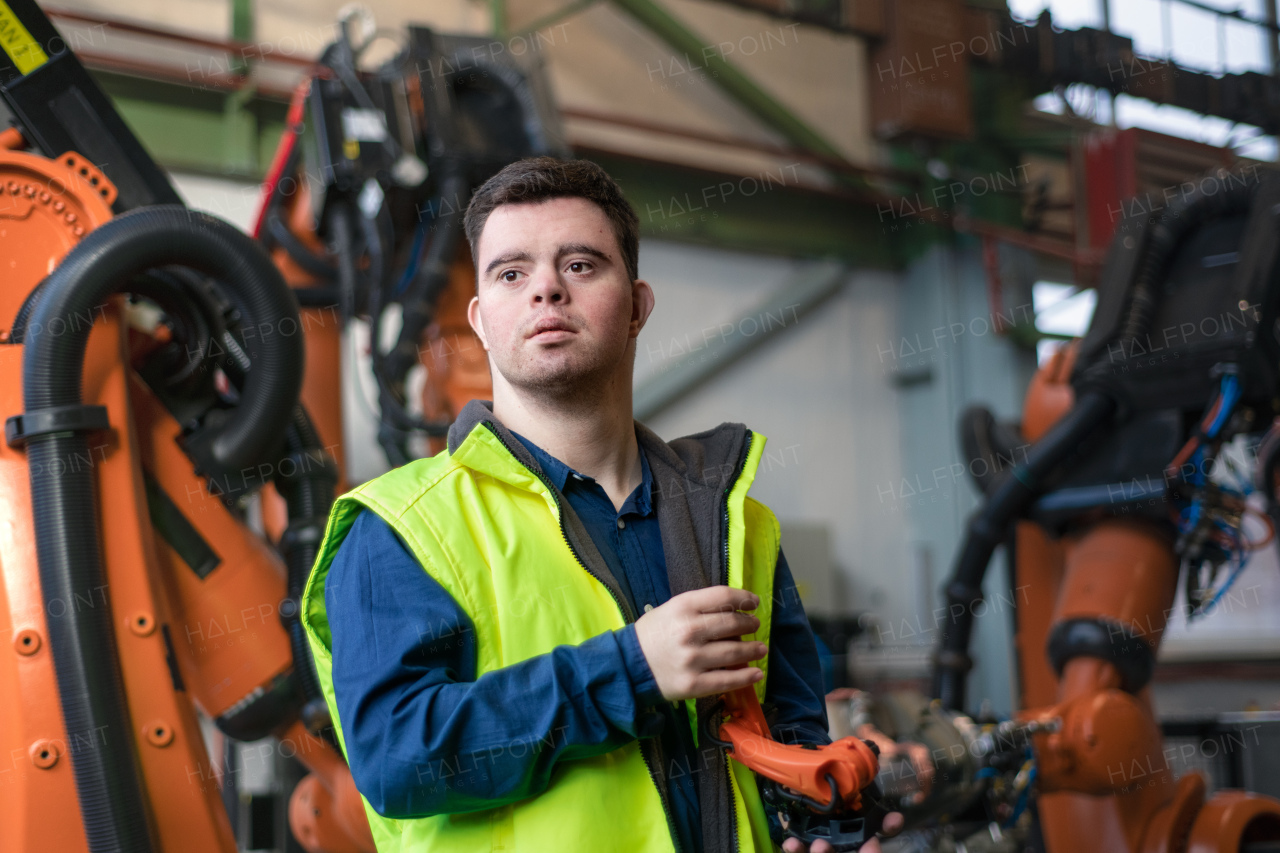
<box><xmin>500</xmin><ymin>270</ymin><xmax>519</xmax><ymax>282</ymax></box>
<box><xmin>568</xmin><ymin>261</ymin><xmax>590</xmax><ymax>274</ymax></box>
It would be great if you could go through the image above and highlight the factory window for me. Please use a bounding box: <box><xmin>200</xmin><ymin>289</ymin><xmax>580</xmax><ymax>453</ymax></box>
<box><xmin>1032</xmin><ymin>281</ymin><xmax>1096</xmax><ymax>364</ymax></box>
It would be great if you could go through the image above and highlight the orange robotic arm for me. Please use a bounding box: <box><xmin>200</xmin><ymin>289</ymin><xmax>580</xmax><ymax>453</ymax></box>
<box><xmin>708</xmin><ymin>685</ymin><xmax>883</xmax><ymax>850</ymax></box>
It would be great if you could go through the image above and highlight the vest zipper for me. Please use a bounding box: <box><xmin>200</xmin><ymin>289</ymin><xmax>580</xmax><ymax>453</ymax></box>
<box><xmin>721</xmin><ymin>431</ymin><xmax>753</xmax><ymax>587</ymax></box>
<box><xmin>479</xmin><ymin>422</ymin><xmax>682</xmax><ymax>852</ymax></box>
<box><xmin>719</xmin><ymin>430</ymin><xmax>752</xmax><ymax>853</ymax></box>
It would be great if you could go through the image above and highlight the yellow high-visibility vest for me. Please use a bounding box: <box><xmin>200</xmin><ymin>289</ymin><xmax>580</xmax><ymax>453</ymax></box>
<box><xmin>303</xmin><ymin>410</ymin><xmax>781</xmax><ymax>852</ymax></box>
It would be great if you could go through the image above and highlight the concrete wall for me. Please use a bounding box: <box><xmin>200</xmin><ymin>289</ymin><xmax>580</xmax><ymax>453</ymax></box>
<box><xmin>634</xmin><ymin>240</ymin><xmax>909</xmax><ymax>623</ymax></box>
<box><xmin>169</xmin><ymin>171</ymin><xmax>259</xmax><ymax>230</ymax></box>
<box><xmin>885</xmin><ymin>242</ymin><xmax>1038</xmax><ymax>714</ymax></box>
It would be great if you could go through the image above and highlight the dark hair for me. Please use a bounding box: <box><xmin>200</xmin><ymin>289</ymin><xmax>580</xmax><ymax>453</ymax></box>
<box><xmin>463</xmin><ymin>156</ymin><xmax>640</xmax><ymax>283</ymax></box>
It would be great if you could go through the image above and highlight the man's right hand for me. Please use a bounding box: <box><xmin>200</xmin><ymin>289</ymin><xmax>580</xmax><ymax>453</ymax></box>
<box><xmin>633</xmin><ymin>585</ymin><xmax>767</xmax><ymax>701</ymax></box>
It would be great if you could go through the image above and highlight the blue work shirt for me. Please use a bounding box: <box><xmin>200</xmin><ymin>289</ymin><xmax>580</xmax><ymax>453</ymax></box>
<box><xmin>325</xmin><ymin>430</ymin><xmax>830</xmax><ymax>851</ymax></box>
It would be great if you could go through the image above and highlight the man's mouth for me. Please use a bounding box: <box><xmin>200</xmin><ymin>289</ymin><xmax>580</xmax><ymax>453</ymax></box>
<box><xmin>528</xmin><ymin>317</ymin><xmax>576</xmax><ymax>340</ymax></box>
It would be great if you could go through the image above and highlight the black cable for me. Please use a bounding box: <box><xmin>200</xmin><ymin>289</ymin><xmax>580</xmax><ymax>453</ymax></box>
<box><xmin>360</xmin><ymin>223</ymin><xmax>413</xmax><ymax>466</ymax></box>
<box><xmin>359</xmin><ymin>178</ymin><xmax>461</xmax><ymax>464</ymax></box>
<box><xmin>292</xmin><ymin>286</ymin><xmax>341</xmax><ymax>309</ymax></box>
<box><xmin>274</xmin><ymin>405</ymin><xmax>338</xmax><ymax>730</ymax></box>
<box><xmin>382</xmin><ymin>170</ymin><xmax>468</xmax><ymax>383</ymax></box>
<box><xmin>931</xmin><ymin>391</ymin><xmax>1117</xmax><ymax>711</ymax></box>
<box><xmin>256</xmin><ymin>136</ymin><xmax>338</xmax><ymax>282</ymax></box>
<box><xmin>328</xmin><ymin>201</ymin><xmax>359</xmax><ymax>322</ymax></box>
<box><xmin>266</xmin><ymin>215</ymin><xmax>338</xmax><ymax>282</ymax></box>
<box><xmin>357</xmin><ymin>205</ymin><xmax>387</xmax><ymax>308</ymax></box>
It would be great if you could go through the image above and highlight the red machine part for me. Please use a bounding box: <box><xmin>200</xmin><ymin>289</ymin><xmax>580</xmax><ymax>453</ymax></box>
<box><xmin>1080</xmin><ymin>127</ymin><xmax>1235</xmax><ymax>253</ymax></box>
<box><xmin>714</xmin><ymin>684</ymin><xmax>880</xmax><ymax>813</ymax></box>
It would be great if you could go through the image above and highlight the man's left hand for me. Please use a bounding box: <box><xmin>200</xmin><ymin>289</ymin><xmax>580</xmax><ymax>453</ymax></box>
<box><xmin>779</xmin><ymin>811</ymin><xmax>904</xmax><ymax>853</ymax></box>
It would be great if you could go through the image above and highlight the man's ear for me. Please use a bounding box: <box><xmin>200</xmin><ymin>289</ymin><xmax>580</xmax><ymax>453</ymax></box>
<box><xmin>467</xmin><ymin>295</ymin><xmax>490</xmax><ymax>351</ymax></box>
<box><xmin>630</xmin><ymin>279</ymin><xmax>655</xmax><ymax>338</ymax></box>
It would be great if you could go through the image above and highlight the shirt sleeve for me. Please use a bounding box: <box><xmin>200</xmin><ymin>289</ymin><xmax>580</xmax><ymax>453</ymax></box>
<box><xmin>325</xmin><ymin>509</ymin><xmax>666</xmax><ymax>820</ymax></box>
<box><xmin>763</xmin><ymin>548</ymin><xmax>831</xmax><ymax>747</ymax></box>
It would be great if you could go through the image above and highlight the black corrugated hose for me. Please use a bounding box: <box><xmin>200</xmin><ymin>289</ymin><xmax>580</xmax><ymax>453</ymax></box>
<box><xmin>275</xmin><ymin>404</ymin><xmax>339</xmax><ymax>730</ymax></box>
<box><xmin>17</xmin><ymin>205</ymin><xmax>302</xmax><ymax>853</ymax></box>
<box><xmin>930</xmin><ymin>391</ymin><xmax>1116</xmax><ymax>711</ymax></box>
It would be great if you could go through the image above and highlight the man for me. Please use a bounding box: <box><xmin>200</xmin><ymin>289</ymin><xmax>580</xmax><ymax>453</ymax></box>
<box><xmin>301</xmin><ymin>157</ymin><xmax>900</xmax><ymax>852</ymax></box>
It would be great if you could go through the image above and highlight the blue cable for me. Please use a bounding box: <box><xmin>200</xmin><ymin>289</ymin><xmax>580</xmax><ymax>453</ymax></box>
<box><xmin>1182</xmin><ymin>446</ymin><xmax>1206</xmax><ymax>534</ymax></box>
<box><xmin>1184</xmin><ymin>373</ymin><xmax>1251</xmax><ymax>621</ymax></box>
<box><xmin>1207</xmin><ymin>374</ymin><xmax>1240</xmax><ymax>438</ymax></box>
<box><xmin>393</xmin><ymin>212</ymin><xmax>432</xmax><ymax>296</ymax></box>
<box><xmin>1198</xmin><ymin>529</ymin><xmax>1249</xmax><ymax>616</ymax></box>
<box><xmin>1004</xmin><ymin>765</ymin><xmax>1036</xmax><ymax>828</ymax></box>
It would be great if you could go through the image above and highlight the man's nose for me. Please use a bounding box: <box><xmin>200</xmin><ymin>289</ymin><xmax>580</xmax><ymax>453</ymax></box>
<box><xmin>529</xmin><ymin>266</ymin><xmax>568</xmax><ymax>304</ymax></box>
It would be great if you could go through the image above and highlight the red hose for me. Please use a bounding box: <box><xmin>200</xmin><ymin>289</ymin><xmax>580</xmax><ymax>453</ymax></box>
<box><xmin>251</xmin><ymin>78</ymin><xmax>312</xmax><ymax>240</ymax></box>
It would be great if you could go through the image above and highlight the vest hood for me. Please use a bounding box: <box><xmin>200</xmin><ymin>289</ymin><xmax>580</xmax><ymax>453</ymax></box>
<box><xmin>446</xmin><ymin>399</ymin><xmax>751</xmax><ymax>485</ymax></box>
<box><xmin>446</xmin><ymin>398</ymin><xmax>756</xmax><ymax>595</ymax></box>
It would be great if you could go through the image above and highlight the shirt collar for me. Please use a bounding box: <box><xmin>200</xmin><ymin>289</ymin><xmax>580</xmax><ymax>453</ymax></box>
<box><xmin>509</xmin><ymin>429</ymin><xmax>654</xmax><ymax>517</ymax></box>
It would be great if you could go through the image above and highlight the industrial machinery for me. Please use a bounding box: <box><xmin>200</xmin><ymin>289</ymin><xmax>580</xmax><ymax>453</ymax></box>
<box><xmin>707</xmin><ymin>684</ymin><xmax>886</xmax><ymax>850</ymax></box>
<box><xmin>13</xmin><ymin>0</ymin><xmax>1280</xmax><ymax>847</ymax></box>
<box><xmin>860</xmin><ymin>166</ymin><xmax>1280</xmax><ymax>851</ymax></box>
<box><xmin>0</xmin><ymin>1</ymin><xmax>888</xmax><ymax>850</ymax></box>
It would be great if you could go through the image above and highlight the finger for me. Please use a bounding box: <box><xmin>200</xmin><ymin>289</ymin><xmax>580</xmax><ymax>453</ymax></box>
<box><xmin>811</xmin><ymin>840</ymin><xmax>834</xmax><ymax>853</ymax></box>
<box><xmin>861</xmin><ymin>842</ymin><xmax>881</xmax><ymax>853</ymax></box>
<box><xmin>692</xmin><ymin>609</ymin><xmax>761</xmax><ymax>641</ymax></box>
<box><xmin>781</xmin><ymin>838</ymin><xmax>804</xmax><ymax>853</ymax></box>
<box><xmin>693</xmin><ymin>639</ymin><xmax>768</xmax><ymax>669</ymax></box>
<box><xmin>856</xmin><ymin>724</ymin><xmax>898</xmax><ymax>760</ymax></box>
<box><xmin>678</xmin><ymin>585</ymin><xmax>760</xmax><ymax>613</ymax></box>
<box><xmin>906</xmin><ymin>743</ymin><xmax>934</xmax><ymax>794</ymax></box>
<box><xmin>688</xmin><ymin>665</ymin><xmax>762</xmax><ymax>697</ymax></box>
<box><xmin>880</xmin><ymin>812</ymin><xmax>904</xmax><ymax>837</ymax></box>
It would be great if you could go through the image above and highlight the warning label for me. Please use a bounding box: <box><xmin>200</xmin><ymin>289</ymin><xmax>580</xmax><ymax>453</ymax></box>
<box><xmin>0</xmin><ymin>2</ymin><xmax>48</xmax><ymax>75</ymax></box>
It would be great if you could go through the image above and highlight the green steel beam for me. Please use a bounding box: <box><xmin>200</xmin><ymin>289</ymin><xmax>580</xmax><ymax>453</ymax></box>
<box><xmin>609</xmin><ymin>0</ymin><xmax>854</xmax><ymax>171</ymax></box>
<box><xmin>90</xmin><ymin>69</ymin><xmax>287</xmax><ymax>179</ymax></box>
<box><xmin>491</xmin><ymin>0</ymin><xmax>507</xmax><ymax>36</ymax></box>
<box><xmin>222</xmin><ymin>85</ymin><xmax>261</xmax><ymax>176</ymax></box>
<box><xmin>509</xmin><ymin>0</ymin><xmax>602</xmax><ymax>40</ymax></box>
<box><xmin>231</xmin><ymin>0</ymin><xmax>254</xmax><ymax>41</ymax></box>
<box><xmin>230</xmin><ymin>0</ymin><xmax>254</xmax><ymax>75</ymax></box>
<box><xmin>582</xmin><ymin>149</ymin><xmax>897</xmax><ymax>267</ymax></box>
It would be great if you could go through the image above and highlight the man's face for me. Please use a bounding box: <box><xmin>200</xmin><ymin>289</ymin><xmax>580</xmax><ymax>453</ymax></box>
<box><xmin>467</xmin><ymin>196</ymin><xmax>653</xmax><ymax>398</ymax></box>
